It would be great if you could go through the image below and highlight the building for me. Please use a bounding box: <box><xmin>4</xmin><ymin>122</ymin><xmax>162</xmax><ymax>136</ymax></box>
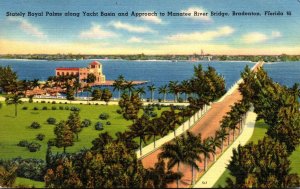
<box><xmin>55</xmin><ymin>61</ymin><xmax>106</xmax><ymax>84</ymax></box>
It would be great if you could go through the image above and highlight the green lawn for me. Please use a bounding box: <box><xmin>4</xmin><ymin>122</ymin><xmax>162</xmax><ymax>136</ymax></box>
<box><xmin>213</xmin><ymin>119</ymin><xmax>300</xmax><ymax>187</ymax></box>
<box><xmin>14</xmin><ymin>177</ymin><xmax>45</xmax><ymax>188</ymax></box>
<box><xmin>0</xmin><ymin>102</ymin><xmax>169</xmax><ymax>160</ymax></box>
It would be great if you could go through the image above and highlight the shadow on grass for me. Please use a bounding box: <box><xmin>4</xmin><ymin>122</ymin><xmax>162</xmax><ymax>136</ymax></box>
<box><xmin>4</xmin><ymin>115</ymin><xmax>16</xmax><ymax>118</ymax></box>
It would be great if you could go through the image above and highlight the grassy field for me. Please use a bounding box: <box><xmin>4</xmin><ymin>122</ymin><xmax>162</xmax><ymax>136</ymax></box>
<box><xmin>213</xmin><ymin>119</ymin><xmax>300</xmax><ymax>187</ymax></box>
<box><xmin>0</xmin><ymin>101</ymin><xmax>169</xmax><ymax>160</ymax></box>
<box><xmin>14</xmin><ymin>177</ymin><xmax>45</xmax><ymax>188</ymax></box>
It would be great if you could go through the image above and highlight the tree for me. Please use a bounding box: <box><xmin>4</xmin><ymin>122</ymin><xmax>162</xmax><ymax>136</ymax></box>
<box><xmin>113</xmin><ymin>75</ymin><xmax>125</xmax><ymax>99</ymax></box>
<box><xmin>146</xmin><ymin>159</ymin><xmax>182</xmax><ymax>188</ymax></box>
<box><xmin>202</xmin><ymin>137</ymin><xmax>214</xmax><ymax>171</ymax></box>
<box><xmin>168</xmin><ymin>81</ymin><xmax>180</xmax><ymax>102</ymax></box>
<box><xmin>215</xmin><ymin>128</ymin><xmax>228</xmax><ymax>153</ymax></box>
<box><xmin>91</xmin><ymin>132</ymin><xmax>113</xmax><ymax>153</ymax></box>
<box><xmin>86</xmin><ymin>73</ymin><xmax>96</xmax><ymax>84</ymax></box>
<box><xmin>83</xmin><ymin>85</ymin><xmax>92</xmax><ymax>103</ymax></box>
<box><xmin>158</xmin><ymin>85</ymin><xmax>168</xmax><ymax>102</ymax></box>
<box><xmin>115</xmin><ymin>131</ymin><xmax>139</xmax><ymax>151</ymax></box>
<box><xmin>54</xmin><ymin>121</ymin><xmax>74</xmax><ymax>153</ymax></box>
<box><xmin>0</xmin><ymin>66</ymin><xmax>18</xmax><ymax>93</ymax></box>
<box><xmin>147</xmin><ymin>84</ymin><xmax>156</xmax><ymax>102</ymax></box>
<box><xmin>124</xmin><ymin>81</ymin><xmax>135</xmax><ymax>97</ymax></box>
<box><xmin>91</xmin><ymin>88</ymin><xmax>102</xmax><ymax>100</ymax></box>
<box><xmin>160</xmin><ymin>109</ymin><xmax>181</xmax><ymax>137</ymax></box>
<box><xmin>147</xmin><ymin>118</ymin><xmax>163</xmax><ymax>148</ymax></box>
<box><xmin>101</xmin><ymin>88</ymin><xmax>112</xmax><ymax>105</ymax></box>
<box><xmin>67</xmin><ymin>111</ymin><xmax>81</xmax><ymax>141</ymax></box>
<box><xmin>226</xmin><ymin>137</ymin><xmax>300</xmax><ymax>188</ymax></box>
<box><xmin>5</xmin><ymin>93</ymin><xmax>23</xmax><ymax>117</ymax></box>
<box><xmin>159</xmin><ymin>132</ymin><xmax>202</xmax><ymax>188</ymax></box>
<box><xmin>0</xmin><ymin>161</ymin><xmax>18</xmax><ymax>187</ymax></box>
<box><xmin>136</xmin><ymin>87</ymin><xmax>146</xmax><ymax>100</ymax></box>
<box><xmin>128</xmin><ymin>115</ymin><xmax>150</xmax><ymax>155</ymax></box>
<box><xmin>66</xmin><ymin>84</ymin><xmax>75</xmax><ymax>100</ymax></box>
<box><xmin>119</xmin><ymin>93</ymin><xmax>143</xmax><ymax>122</ymax></box>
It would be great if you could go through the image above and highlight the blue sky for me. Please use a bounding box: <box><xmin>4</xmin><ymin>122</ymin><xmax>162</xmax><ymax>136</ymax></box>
<box><xmin>0</xmin><ymin>0</ymin><xmax>300</xmax><ymax>55</ymax></box>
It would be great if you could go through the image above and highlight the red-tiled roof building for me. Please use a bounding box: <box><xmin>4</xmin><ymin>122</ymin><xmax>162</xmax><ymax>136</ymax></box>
<box><xmin>55</xmin><ymin>61</ymin><xmax>106</xmax><ymax>84</ymax></box>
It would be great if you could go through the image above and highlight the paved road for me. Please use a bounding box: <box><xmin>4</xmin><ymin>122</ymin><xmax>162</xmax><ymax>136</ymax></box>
<box><xmin>193</xmin><ymin>109</ymin><xmax>257</xmax><ymax>188</ymax></box>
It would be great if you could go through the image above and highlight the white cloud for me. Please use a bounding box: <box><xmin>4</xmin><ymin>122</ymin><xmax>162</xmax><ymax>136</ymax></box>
<box><xmin>80</xmin><ymin>23</ymin><xmax>117</xmax><ymax>39</ymax></box>
<box><xmin>167</xmin><ymin>26</ymin><xmax>234</xmax><ymax>42</ymax></box>
<box><xmin>182</xmin><ymin>7</ymin><xmax>212</xmax><ymax>22</ymax></box>
<box><xmin>8</xmin><ymin>17</ymin><xmax>47</xmax><ymax>39</ymax></box>
<box><xmin>110</xmin><ymin>21</ymin><xmax>155</xmax><ymax>33</ymax></box>
<box><xmin>128</xmin><ymin>37</ymin><xmax>143</xmax><ymax>43</ymax></box>
<box><xmin>241</xmin><ymin>31</ymin><xmax>281</xmax><ymax>44</ymax></box>
<box><xmin>139</xmin><ymin>12</ymin><xmax>163</xmax><ymax>24</ymax></box>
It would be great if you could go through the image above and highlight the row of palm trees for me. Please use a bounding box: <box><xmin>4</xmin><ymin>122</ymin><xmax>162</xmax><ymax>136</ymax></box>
<box><xmin>113</xmin><ymin>75</ymin><xmax>199</xmax><ymax>102</ymax></box>
<box><xmin>155</xmin><ymin>99</ymin><xmax>250</xmax><ymax>188</ymax></box>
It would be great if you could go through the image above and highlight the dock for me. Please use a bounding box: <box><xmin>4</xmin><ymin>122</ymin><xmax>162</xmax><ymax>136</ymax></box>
<box><xmin>92</xmin><ymin>80</ymin><xmax>148</xmax><ymax>87</ymax></box>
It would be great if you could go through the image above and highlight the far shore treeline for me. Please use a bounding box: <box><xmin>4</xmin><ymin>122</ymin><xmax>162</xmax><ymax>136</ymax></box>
<box><xmin>1</xmin><ymin>53</ymin><xmax>300</xmax><ymax>62</ymax></box>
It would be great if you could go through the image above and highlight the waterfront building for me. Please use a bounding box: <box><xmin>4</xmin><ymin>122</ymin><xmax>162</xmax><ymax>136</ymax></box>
<box><xmin>55</xmin><ymin>61</ymin><xmax>106</xmax><ymax>83</ymax></box>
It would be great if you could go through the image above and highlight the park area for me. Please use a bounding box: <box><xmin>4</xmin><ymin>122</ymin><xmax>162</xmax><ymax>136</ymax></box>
<box><xmin>213</xmin><ymin>119</ymin><xmax>300</xmax><ymax>187</ymax></box>
<box><xmin>0</xmin><ymin>101</ymin><xmax>170</xmax><ymax>160</ymax></box>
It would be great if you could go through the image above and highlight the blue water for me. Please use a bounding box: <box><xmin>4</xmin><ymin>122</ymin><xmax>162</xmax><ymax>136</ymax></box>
<box><xmin>0</xmin><ymin>59</ymin><xmax>299</xmax><ymax>99</ymax></box>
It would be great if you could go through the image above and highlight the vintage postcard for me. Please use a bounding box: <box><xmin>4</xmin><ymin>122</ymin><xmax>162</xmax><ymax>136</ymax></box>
<box><xmin>0</xmin><ymin>0</ymin><xmax>299</xmax><ymax>188</ymax></box>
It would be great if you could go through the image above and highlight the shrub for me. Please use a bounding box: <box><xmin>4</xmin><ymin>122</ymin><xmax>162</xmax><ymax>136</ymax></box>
<box><xmin>116</xmin><ymin>109</ymin><xmax>122</xmax><ymax>114</ymax></box>
<box><xmin>47</xmin><ymin>101</ymin><xmax>50</xmax><ymax>104</ymax></box>
<box><xmin>22</xmin><ymin>106</ymin><xmax>28</xmax><ymax>110</ymax></box>
<box><xmin>81</xmin><ymin>119</ymin><xmax>92</xmax><ymax>127</ymax></box>
<box><xmin>59</xmin><ymin>106</ymin><xmax>64</xmax><ymax>110</ymax></box>
<box><xmin>65</xmin><ymin>106</ymin><xmax>69</xmax><ymax>110</ymax></box>
<box><xmin>47</xmin><ymin>117</ymin><xmax>56</xmax><ymax>125</ymax></box>
<box><xmin>27</xmin><ymin>142</ymin><xmax>41</xmax><ymax>152</ymax></box>
<box><xmin>51</xmin><ymin>106</ymin><xmax>57</xmax><ymax>110</ymax></box>
<box><xmin>47</xmin><ymin>139</ymin><xmax>56</xmax><ymax>146</ymax></box>
<box><xmin>33</xmin><ymin>107</ymin><xmax>39</xmax><ymax>110</ymax></box>
<box><xmin>18</xmin><ymin>140</ymin><xmax>29</xmax><ymax>147</ymax></box>
<box><xmin>30</xmin><ymin>121</ymin><xmax>41</xmax><ymax>129</ymax></box>
<box><xmin>158</xmin><ymin>98</ymin><xmax>162</xmax><ymax>102</ymax></box>
<box><xmin>178</xmin><ymin>97</ymin><xmax>183</xmax><ymax>103</ymax></box>
<box><xmin>59</xmin><ymin>102</ymin><xmax>62</xmax><ymax>104</ymax></box>
<box><xmin>36</xmin><ymin>134</ymin><xmax>45</xmax><ymax>141</ymax></box>
<box><xmin>42</xmin><ymin>106</ymin><xmax>48</xmax><ymax>110</ymax></box>
<box><xmin>150</xmin><ymin>112</ymin><xmax>157</xmax><ymax>117</ymax></box>
<box><xmin>95</xmin><ymin>122</ymin><xmax>103</xmax><ymax>130</ymax></box>
<box><xmin>106</xmin><ymin>121</ymin><xmax>111</xmax><ymax>125</ymax></box>
<box><xmin>0</xmin><ymin>158</ymin><xmax>46</xmax><ymax>181</ymax></box>
<box><xmin>95</xmin><ymin>103</ymin><xmax>99</xmax><ymax>105</ymax></box>
<box><xmin>41</xmin><ymin>101</ymin><xmax>46</xmax><ymax>103</ymax></box>
<box><xmin>65</xmin><ymin>102</ymin><xmax>68</xmax><ymax>104</ymax></box>
<box><xmin>52</xmin><ymin>101</ymin><xmax>56</xmax><ymax>104</ymax></box>
<box><xmin>70</xmin><ymin>106</ymin><xmax>80</xmax><ymax>111</ymax></box>
<box><xmin>99</xmin><ymin>113</ymin><xmax>109</xmax><ymax>120</ymax></box>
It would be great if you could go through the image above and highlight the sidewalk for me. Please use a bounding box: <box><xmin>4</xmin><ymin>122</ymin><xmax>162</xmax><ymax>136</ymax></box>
<box><xmin>193</xmin><ymin>109</ymin><xmax>257</xmax><ymax>188</ymax></box>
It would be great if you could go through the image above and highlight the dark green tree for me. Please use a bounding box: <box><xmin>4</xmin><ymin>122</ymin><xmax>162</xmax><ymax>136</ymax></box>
<box><xmin>67</xmin><ymin>111</ymin><xmax>82</xmax><ymax>141</ymax></box>
<box><xmin>5</xmin><ymin>93</ymin><xmax>23</xmax><ymax>117</ymax></box>
<box><xmin>54</xmin><ymin>121</ymin><xmax>74</xmax><ymax>153</ymax></box>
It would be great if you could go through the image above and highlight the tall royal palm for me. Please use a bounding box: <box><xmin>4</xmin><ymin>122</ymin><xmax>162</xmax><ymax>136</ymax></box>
<box><xmin>159</xmin><ymin>132</ymin><xmax>202</xmax><ymax>188</ymax></box>
<box><xmin>5</xmin><ymin>93</ymin><xmax>22</xmax><ymax>117</ymax></box>
<box><xmin>128</xmin><ymin>115</ymin><xmax>149</xmax><ymax>155</ymax></box>
<box><xmin>147</xmin><ymin>84</ymin><xmax>156</xmax><ymax>102</ymax></box>
<box><xmin>147</xmin><ymin>118</ymin><xmax>163</xmax><ymax>148</ymax></box>
<box><xmin>168</xmin><ymin>81</ymin><xmax>180</xmax><ymax>102</ymax></box>
<box><xmin>158</xmin><ymin>85</ymin><xmax>168</xmax><ymax>102</ymax></box>
<box><xmin>216</xmin><ymin>128</ymin><xmax>228</xmax><ymax>153</ymax></box>
<box><xmin>202</xmin><ymin>137</ymin><xmax>215</xmax><ymax>171</ymax></box>
<box><xmin>146</xmin><ymin>159</ymin><xmax>182</xmax><ymax>188</ymax></box>
<box><xmin>136</xmin><ymin>86</ymin><xmax>146</xmax><ymax>100</ymax></box>
<box><xmin>125</xmin><ymin>81</ymin><xmax>135</xmax><ymax>97</ymax></box>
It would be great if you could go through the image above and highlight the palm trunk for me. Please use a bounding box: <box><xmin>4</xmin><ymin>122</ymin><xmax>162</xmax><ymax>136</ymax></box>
<box><xmin>228</xmin><ymin>132</ymin><xmax>230</xmax><ymax>146</ymax></box>
<box><xmin>177</xmin><ymin>162</ymin><xmax>180</xmax><ymax>188</ymax></box>
<box><xmin>191</xmin><ymin>165</ymin><xmax>194</xmax><ymax>185</ymax></box>
<box><xmin>76</xmin><ymin>133</ymin><xmax>79</xmax><ymax>141</ymax></box>
<box><xmin>233</xmin><ymin>129</ymin><xmax>235</xmax><ymax>141</ymax></box>
<box><xmin>15</xmin><ymin>104</ymin><xmax>17</xmax><ymax>117</ymax></box>
<box><xmin>63</xmin><ymin>146</ymin><xmax>66</xmax><ymax>153</ymax></box>
<box><xmin>174</xmin><ymin>129</ymin><xmax>176</xmax><ymax>137</ymax></box>
<box><xmin>221</xmin><ymin>139</ymin><xmax>224</xmax><ymax>152</ymax></box>
<box><xmin>118</xmin><ymin>90</ymin><xmax>121</xmax><ymax>99</ymax></box>
<box><xmin>174</xmin><ymin>94</ymin><xmax>176</xmax><ymax>102</ymax></box>
<box><xmin>163</xmin><ymin>93</ymin><xmax>166</xmax><ymax>102</ymax></box>
<box><xmin>139</xmin><ymin>136</ymin><xmax>142</xmax><ymax>156</ymax></box>
<box><xmin>204</xmin><ymin>156</ymin><xmax>207</xmax><ymax>171</ymax></box>
<box><xmin>153</xmin><ymin>135</ymin><xmax>156</xmax><ymax>148</ymax></box>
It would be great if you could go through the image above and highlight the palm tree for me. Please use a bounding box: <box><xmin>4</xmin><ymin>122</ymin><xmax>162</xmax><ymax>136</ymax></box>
<box><xmin>216</xmin><ymin>128</ymin><xmax>228</xmax><ymax>153</ymax></box>
<box><xmin>115</xmin><ymin>131</ymin><xmax>139</xmax><ymax>151</ymax></box>
<box><xmin>113</xmin><ymin>75</ymin><xmax>125</xmax><ymax>99</ymax></box>
<box><xmin>147</xmin><ymin>118</ymin><xmax>163</xmax><ymax>148</ymax></box>
<box><xmin>159</xmin><ymin>132</ymin><xmax>202</xmax><ymax>188</ymax></box>
<box><xmin>135</xmin><ymin>86</ymin><xmax>145</xmax><ymax>100</ymax></box>
<box><xmin>32</xmin><ymin>78</ymin><xmax>40</xmax><ymax>89</ymax></box>
<box><xmin>160</xmin><ymin>109</ymin><xmax>181</xmax><ymax>137</ymax></box>
<box><xmin>73</xmin><ymin>78</ymin><xmax>82</xmax><ymax>98</ymax></box>
<box><xmin>128</xmin><ymin>115</ymin><xmax>149</xmax><ymax>156</ymax></box>
<box><xmin>5</xmin><ymin>93</ymin><xmax>22</xmax><ymax>117</ymax></box>
<box><xmin>146</xmin><ymin>159</ymin><xmax>182</xmax><ymax>188</ymax></box>
<box><xmin>208</xmin><ymin>136</ymin><xmax>221</xmax><ymax>162</ymax></box>
<box><xmin>180</xmin><ymin>80</ymin><xmax>191</xmax><ymax>102</ymax></box>
<box><xmin>125</xmin><ymin>81</ymin><xmax>135</xmax><ymax>97</ymax></box>
<box><xmin>168</xmin><ymin>81</ymin><xmax>180</xmax><ymax>102</ymax></box>
<box><xmin>83</xmin><ymin>85</ymin><xmax>92</xmax><ymax>103</ymax></box>
<box><xmin>202</xmin><ymin>138</ymin><xmax>215</xmax><ymax>171</ymax></box>
<box><xmin>147</xmin><ymin>84</ymin><xmax>156</xmax><ymax>102</ymax></box>
<box><xmin>158</xmin><ymin>85</ymin><xmax>168</xmax><ymax>102</ymax></box>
